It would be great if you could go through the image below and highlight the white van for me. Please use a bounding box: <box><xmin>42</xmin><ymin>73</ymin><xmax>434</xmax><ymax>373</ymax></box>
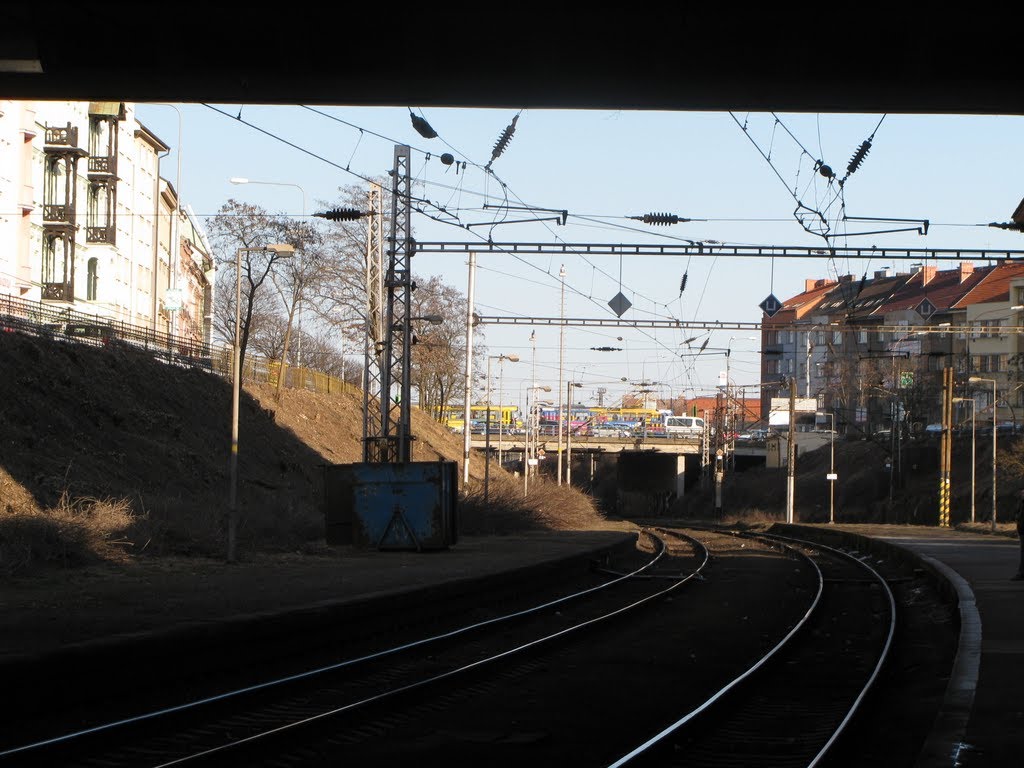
<box><xmin>664</xmin><ymin>415</ymin><xmax>705</xmax><ymax>437</ymax></box>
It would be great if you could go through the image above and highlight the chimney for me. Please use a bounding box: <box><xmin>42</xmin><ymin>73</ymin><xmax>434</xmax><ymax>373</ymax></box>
<box><xmin>805</xmin><ymin>279</ymin><xmax>818</xmax><ymax>292</ymax></box>
<box><xmin>874</xmin><ymin>267</ymin><xmax>892</xmax><ymax>279</ymax></box>
<box><xmin>959</xmin><ymin>261</ymin><xmax>975</xmax><ymax>283</ymax></box>
<box><xmin>839</xmin><ymin>274</ymin><xmax>854</xmax><ymax>283</ymax></box>
<box><xmin>920</xmin><ymin>265</ymin><xmax>937</xmax><ymax>285</ymax></box>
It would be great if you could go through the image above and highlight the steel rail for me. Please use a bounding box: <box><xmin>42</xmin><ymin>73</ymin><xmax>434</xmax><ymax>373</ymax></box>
<box><xmin>147</xmin><ymin>532</ymin><xmax>709</xmax><ymax>767</ymax></box>
<box><xmin>760</xmin><ymin>533</ymin><xmax>898</xmax><ymax>768</ymax></box>
<box><xmin>607</xmin><ymin>530</ymin><xmax>824</xmax><ymax>767</ymax></box>
<box><xmin>0</xmin><ymin>530</ymin><xmax>672</xmax><ymax>760</ymax></box>
<box><xmin>608</xmin><ymin>529</ymin><xmax>895</xmax><ymax>768</ymax></box>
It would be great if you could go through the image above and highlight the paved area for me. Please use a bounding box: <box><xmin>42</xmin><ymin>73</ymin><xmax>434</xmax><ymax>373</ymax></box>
<box><xmin>0</xmin><ymin>529</ymin><xmax>637</xmax><ymax>664</ymax></box>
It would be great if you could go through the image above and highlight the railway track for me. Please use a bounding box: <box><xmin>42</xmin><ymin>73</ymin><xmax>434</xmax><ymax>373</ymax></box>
<box><xmin>3</xmin><ymin>528</ymin><xmax>918</xmax><ymax>767</ymax></box>
<box><xmin>2</xmin><ymin>530</ymin><xmax>709</xmax><ymax>767</ymax></box>
<box><xmin>610</xmin><ymin>530</ymin><xmax>896</xmax><ymax>767</ymax></box>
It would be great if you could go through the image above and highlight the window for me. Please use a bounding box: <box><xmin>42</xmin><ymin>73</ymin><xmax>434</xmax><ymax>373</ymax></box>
<box><xmin>86</xmin><ymin>258</ymin><xmax>98</xmax><ymax>300</ymax></box>
<box><xmin>86</xmin><ymin>181</ymin><xmax>116</xmax><ymax>243</ymax></box>
<box><xmin>766</xmin><ymin>360</ymin><xmax>780</xmax><ymax>375</ymax></box>
<box><xmin>832</xmin><ymin>330</ymin><xmax>842</xmax><ymax>345</ymax></box>
<box><xmin>41</xmin><ymin>232</ymin><xmax>72</xmax><ymax>300</ymax></box>
<box><xmin>977</xmin><ymin>319</ymin><xmax>1005</xmax><ymax>338</ymax></box>
<box><xmin>43</xmin><ymin>155</ymin><xmax>71</xmax><ymax>222</ymax></box>
<box><xmin>858</xmin><ymin>330</ymin><xmax>868</xmax><ymax>344</ymax></box>
<box><xmin>972</xmin><ymin>354</ymin><xmax>1007</xmax><ymax>373</ymax></box>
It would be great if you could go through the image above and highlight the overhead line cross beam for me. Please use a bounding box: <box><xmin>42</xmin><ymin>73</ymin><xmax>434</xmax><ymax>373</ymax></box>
<box><xmin>476</xmin><ymin>316</ymin><xmax>1024</xmax><ymax>335</ymax></box>
<box><xmin>415</xmin><ymin>242</ymin><xmax>1024</xmax><ymax>262</ymax></box>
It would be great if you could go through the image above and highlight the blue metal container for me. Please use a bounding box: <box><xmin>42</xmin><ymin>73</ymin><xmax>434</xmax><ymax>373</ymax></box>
<box><xmin>324</xmin><ymin>461</ymin><xmax>458</xmax><ymax>550</ymax></box>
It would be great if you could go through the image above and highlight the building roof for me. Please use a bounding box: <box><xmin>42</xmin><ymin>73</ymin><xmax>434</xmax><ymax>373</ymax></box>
<box><xmin>953</xmin><ymin>261</ymin><xmax>1024</xmax><ymax>307</ymax></box>
<box><xmin>763</xmin><ymin>278</ymin><xmax>836</xmax><ymax>325</ymax></box>
<box><xmin>873</xmin><ymin>264</ymin><xmax>991</xmax><ymax>316</ymax></box>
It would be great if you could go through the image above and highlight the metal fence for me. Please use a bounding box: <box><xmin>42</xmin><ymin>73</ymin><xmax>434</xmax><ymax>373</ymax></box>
<box><xmin>0</xmin><ymin>293</ymin><xmax>359</xmax><ymax>398</ymax></box>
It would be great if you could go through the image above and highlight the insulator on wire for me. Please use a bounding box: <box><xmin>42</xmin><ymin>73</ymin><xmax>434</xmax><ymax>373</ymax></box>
<box><xmin>819</xmin><ymin>164</ymin><xmax>834</xmax><ymax>179</ymax></box>
<box><xmin>440</xmin><ymin>153</ymin><xmax>455</xmax><ymax>166</ymax></box>
<box><xmin>632</xmin><ymin>212</ymin><xmax>689</xmax><ymax>226</ymax></box>
<box><xmin>486</xmin><ymin>114</ymin><xmax>519</xmax><ymax>169</ymax></box>
<box><xmin>410</xmin><ymin>110</ymin><xmax>438</xmax><ymax>139</ymax></box>
<box><xmin>314</xmin><ymin>208</ymin><xmax>364</xmax><ymax>221</ymax></box>
<box><xmin>679</xmin><ymin>272</ymin><xmax>688</xmax><ymax>295</ymax></box>
<box><xmin>847</xmin><ymin>140</ymin><xmax>872</xmax><ymax>175</ymax></box>
<box><xmin>591</xmin><ymin>346</ymin><xmax>623</xmax><ymax>352</ymax></box>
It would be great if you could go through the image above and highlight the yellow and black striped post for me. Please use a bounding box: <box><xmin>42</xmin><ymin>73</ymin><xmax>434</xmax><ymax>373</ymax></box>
<box><xmin>939</xmin><ymin>367</ymin><xmax>953</xmax><ymax>527</ymax></box>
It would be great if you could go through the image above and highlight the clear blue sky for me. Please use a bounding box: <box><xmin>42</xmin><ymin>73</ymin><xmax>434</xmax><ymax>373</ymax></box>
<box><xmin>135</xmin><ymin>104</ymin><xmax>1024</xmax><ymax>411</ymax></box>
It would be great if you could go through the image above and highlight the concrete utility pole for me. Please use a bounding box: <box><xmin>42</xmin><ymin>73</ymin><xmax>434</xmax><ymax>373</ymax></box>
<box><xmin>557</xmin><ymin>264</ymin><xmax>566</xmax><ymax>485</ymax></box>
<box><xmin>787</xmin><ymin>377</ymin><xmax>797</xmax><ymax>524</ymax></box>
<box><xmin>462</xmin><ymin>252</ymin><xmax>477</xmax><ymax>485</ymax></box>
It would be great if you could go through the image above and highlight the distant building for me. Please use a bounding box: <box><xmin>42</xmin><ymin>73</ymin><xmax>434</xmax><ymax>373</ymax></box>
<box><xmin>0</xmin><ymin>100</ymin><xmax>213</xmax><ymax>347</ymax></box>
<box><xmin>762</xmin><ymin>262</ymin><xmax>1024</xmax><ymax>433</ymax></box>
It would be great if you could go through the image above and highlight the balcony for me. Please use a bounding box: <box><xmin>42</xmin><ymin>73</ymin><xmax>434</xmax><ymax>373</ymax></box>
<box><xmin>43</xmin><ymin>204</ymin><xmax>75</xmax><ymax>225</ymax></box>
<box><xmin>88</xmin><ymin>155</ymin><xmax>117</xmax><ymax>176</ymax></box>
<box><xmin>87</xmin><ymin>225</ymin><xmax>116</xmax><ymax>244</ymax></box>
<box><xmin>42</xmin><ymin>282</ymin><xmax>72</xmax><ymax>301</ymax></box>
<box><xmin>45</xmin><ymin>125</ymin><xmax>79</xmax><ymax>147</ymax></box>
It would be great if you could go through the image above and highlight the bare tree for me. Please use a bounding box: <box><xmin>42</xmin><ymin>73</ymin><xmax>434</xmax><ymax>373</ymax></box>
<box><xmin>206</xmin><ymin>200</ymin><xmax>292</xmax><ymax>375</ymax></box>
<box><xmin>270</xmin><ymin>221</ymin><xmax>329</xmax><ymax>399</ymax></box>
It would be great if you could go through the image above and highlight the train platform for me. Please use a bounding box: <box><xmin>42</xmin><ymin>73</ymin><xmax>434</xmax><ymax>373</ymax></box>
<box><xmin>784</xmin><ymin>523</ymin><xmax>1024</xmax><ymax>768</ymax></box>
<box><xmin>0</xmin><ymin>528</ymin><xmax>638</xmax><ymax>672</ymax></box>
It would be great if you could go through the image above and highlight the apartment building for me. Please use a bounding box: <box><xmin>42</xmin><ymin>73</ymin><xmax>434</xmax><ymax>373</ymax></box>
<box><xmin>762</xmin><ymin>262</ymin><xmax>1024</xmax><ymax>433</ymax></box>
<box><xmin>0</xmin><ymin>100</ymin><xmax>213</xmax><ymax>347</ymax></box>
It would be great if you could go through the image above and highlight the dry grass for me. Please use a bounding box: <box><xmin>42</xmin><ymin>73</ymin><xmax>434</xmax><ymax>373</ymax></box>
<box><xmin>459</xmin><ymin>471</ymin><xmax>609</xmax><ymax>535</ymax></box>
<box><xmin>0</xmin><ymin>489</ymin><xmax>137</xmax><ymax>576</ymax></box>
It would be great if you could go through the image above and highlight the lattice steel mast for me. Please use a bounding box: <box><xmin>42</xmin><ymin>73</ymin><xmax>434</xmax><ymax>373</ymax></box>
<box><xmin>365</xmin><ymin>145</ymin><xmax>414</xmax><ymax>462</ymax></box>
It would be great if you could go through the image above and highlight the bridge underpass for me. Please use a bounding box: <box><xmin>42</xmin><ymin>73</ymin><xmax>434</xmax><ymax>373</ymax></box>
<box><xmin>469</xmin><ymin>434</ymin><xmax>837</xmax><ymax>516</ymax></box>
<box><xmin>469</xmin><ymin>437</ymin><xmax>773</xmax><ymax>515</ymax></box>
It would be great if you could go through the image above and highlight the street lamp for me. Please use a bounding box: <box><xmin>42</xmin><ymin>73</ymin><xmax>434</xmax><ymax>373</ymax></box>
<box><xmin>816</xmin><ymin>411</ymin><xmax>836</xmax><ymax>524</ymax></box>
<box><xmin>953</xmin><ymin>396</ymin><xmax>976</xmax><ymax>523</ymax></box>
<box><xmin>230</xmin><ymin>242</ymin><xmax>295</xmax><ymax>563</ymax></box>
<box><xmin>969</xmin><ymin>376</ymin><xmax>998</xmax><ymax>530</ymax></box>
<box><xmin>485</xmin><ymin>353</ymin><xmax>519</xmax><ymax>503</ymax></box>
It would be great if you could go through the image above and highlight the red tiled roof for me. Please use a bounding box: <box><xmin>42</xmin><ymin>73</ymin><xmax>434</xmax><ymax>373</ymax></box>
<box><xmin>874</xmin><ymin>264</ymin><xmax>992</xmax><ymax>315</ymax></box>
<box><xmin>953</xmin><ymin>261</ymin><xmax>1024</xmax><ymax>307</ymax></box>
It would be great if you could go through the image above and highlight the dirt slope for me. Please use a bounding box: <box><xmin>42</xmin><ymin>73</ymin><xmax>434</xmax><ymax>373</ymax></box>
<box><xmin>0</xmin><ymin>330</ymin><xmax>604</xmax><ymax>573</ymax></box>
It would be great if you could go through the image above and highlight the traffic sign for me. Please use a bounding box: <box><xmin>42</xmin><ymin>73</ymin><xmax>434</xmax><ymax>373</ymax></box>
<box><xmin>916</xmin><ymin>298</ymin><xmax>936</xmax><ymax>319</ymax></box>
<box><xmin>759</xmin><ymin>293</ymin><xmax>782</xmax><ymax>317</ymax></box>
<box><xmin>608</xmin><ymin>291</ymin><xmax>632</xmax><ymax>317</ymax></box>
